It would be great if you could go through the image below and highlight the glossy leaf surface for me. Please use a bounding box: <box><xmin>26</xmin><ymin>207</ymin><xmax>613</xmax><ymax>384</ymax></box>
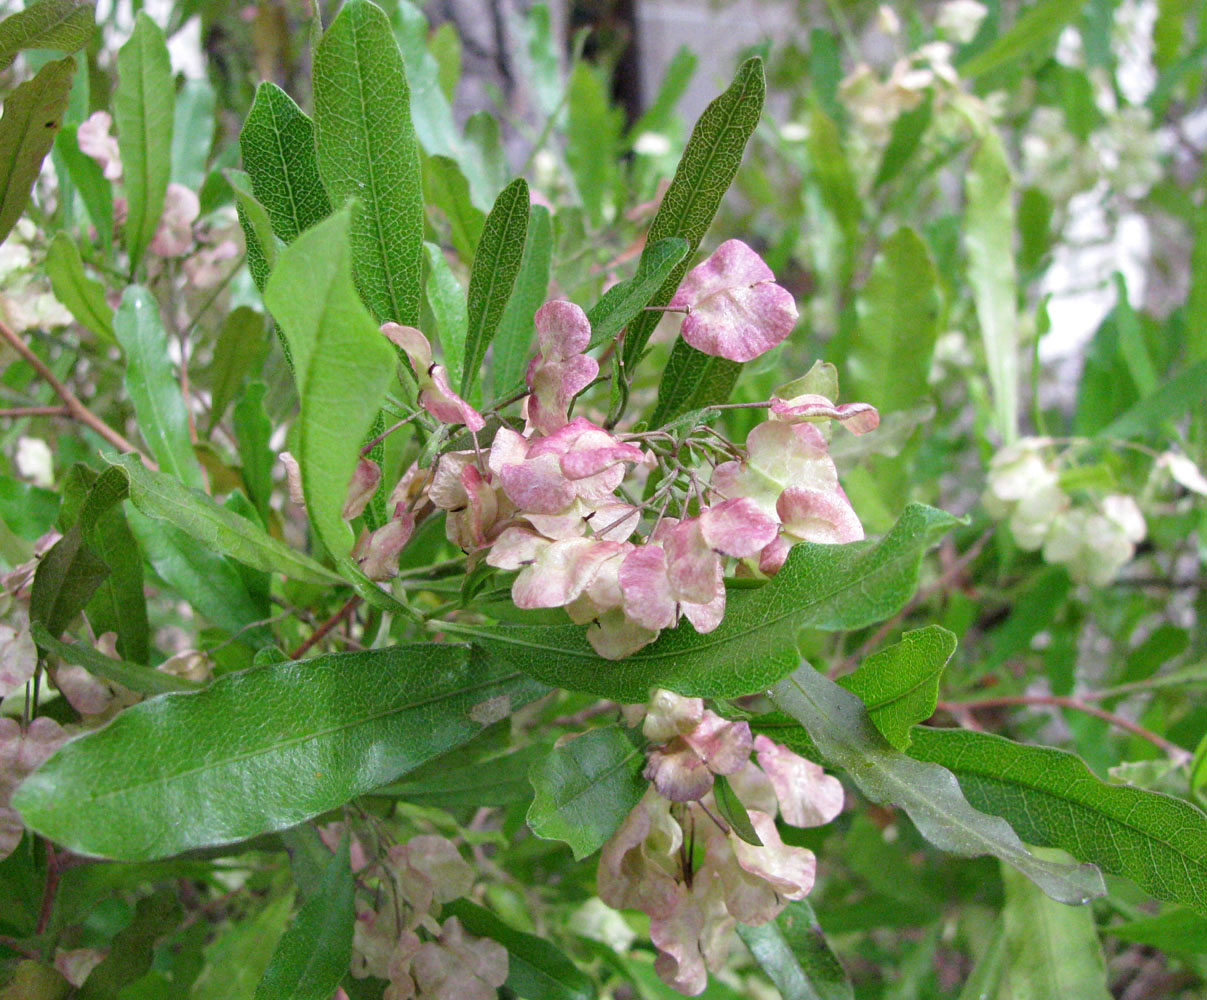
<box><xmin>14</xmin><ymin>644</ymin><xmax>549</xmax><ymax>860</ymax></box>
<box><xmin>737</xmin><ymin>899</ymin><xmax>853</xmax><ymax>1000</ymax></box>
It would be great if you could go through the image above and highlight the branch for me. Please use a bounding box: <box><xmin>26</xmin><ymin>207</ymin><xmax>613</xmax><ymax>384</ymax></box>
<box><xmin>0</xmin><ymin>405</ymin><xmax>71</xmax><ymax>418</ymax></box>
<box><xmin>937</xmin><ymin>694</ymin><xmax>1191</xmax><ymax>761</ymax></box>
<box><xmin>290</xmin><ymin>595</ymin><xmax>361</xmax><ymax>659</ymax></box>
<box><xmin>0</xmin><ymin>321</ymin><xmax>150</xmax><ymax>462</ymax></box>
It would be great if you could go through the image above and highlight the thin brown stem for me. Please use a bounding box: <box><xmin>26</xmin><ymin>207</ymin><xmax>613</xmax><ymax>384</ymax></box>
<box><xmin>0</xmin><ymin>321</ymin><xmax>150</xmax><ymax>461</ymax></box>
<box><xmin>35</xmin><ymin>842</ymin><xmax>60</xmax><ymax>935</ymax></box>
<box><xmin>937</xmin><ymin>695</ymin><xmax>1190</xmax><ymax>760</ymax></box>
<box><xmin>0</xmin><ymin>405</ymin><xmax>71</xmax><ymax>418</ymax></box>
<box><xmin>290</xmin><ymin>595</ymin><xmax>362</xmax><ymax>659</ymax></box>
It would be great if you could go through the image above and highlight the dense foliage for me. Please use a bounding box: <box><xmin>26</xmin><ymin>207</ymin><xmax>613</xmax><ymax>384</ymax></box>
<box><xmin>1</xmin><ymin>0</ymin><xmax>1206</xmax><ymax>996</ymax></box>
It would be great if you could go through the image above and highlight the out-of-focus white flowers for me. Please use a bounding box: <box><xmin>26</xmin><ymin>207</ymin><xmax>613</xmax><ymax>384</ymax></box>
<box><xmin>15</xmin><ymin>436</ymin><xmax>54</xmax><ymax>488</ymax></box>
<box><xmin>936</xmin><ymin>0</ymin><xmax>988</xmax><ymax>44</ymax></box>
<box><xmin>0</xmin><ymin>221</ymin><xmax>73</xmax><ymax>333</ymax></box>
<box><xmin>983</xmin><ymin>438</ymin><xmax>1150</xmax><ymax>586</ymax></box>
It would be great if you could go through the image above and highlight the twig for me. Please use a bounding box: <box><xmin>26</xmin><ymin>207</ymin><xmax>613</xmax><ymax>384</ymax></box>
<box><xmin>937</xmin><ymin>695</ymin><xmax>1190</xmax><ymax>761</ymax></box>
<box><xmin>0</xmin><ymin>320</ymin><xmax>150</xmax><ymax>461</ymax></box>
<box><xmin>0</xmin><ymin>935</ymin><xmax>41</xmax><ymax>960</ymax></box>
<box><xmin>290</xmin><ymin>595</ymin><xmax>362</xmax><ymax>659</ymax></box>
<box><xmin>0</xmin><ymin>405</ymin><xmax>71</xmax><ymax>418</ymax></box>
<box><xmin>35</xmin><ymin>842</ymin><xmax>61</xmax><ymax>934</ymax></box>
<box><xmin>360</xmin><ymin>411</ymin><xmax>422</xmax><ymax>455</ymax></box>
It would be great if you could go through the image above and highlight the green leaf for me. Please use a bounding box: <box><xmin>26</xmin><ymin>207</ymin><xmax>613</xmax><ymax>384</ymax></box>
<box><xmin>423</xmin><ymin>240</ymin><xmax>469</xmax><ymax>391</ymax></box>
<box><xmin>228</xmin><ymin>167</ymin><xmax>282</xmax><ymax>295</ymax></box>
<box><xmin>964</xmin><ymin>126</ymin><xmax>1019</xmax><ymax>443</ymax></box>
<box><xmin>114</xmin><ymin>286</ymin><xmax>205</xmax><ymax>491</ymax></box>
<box><xmin>61</xmin><ymin>464</ymin><xmax>149</xmax><ymax>663</ymax></box>
<box><xmin>526</xmin><ymin>725</ymin><xmax>646</xmax><ymax>860</ymax></box>
<box><xmin>29</xmin><ymin>465</ymin><xmax>130</xmax><ymax>640</ymax></box>
<box><xmin>206</xmin><ymin>306</ymin><xmax>268</xmax><ymax>432</ymax></box>
<box><xmin>770</xmin><ymin>665</ymin><xmax>1106</xmax><ymax>906</ymax></box>
<box><xmin>649</xmin><ymin>340</ymin><xmax>743</xmax><ymax>427</ymax></box>
<box><xmin>997</xmin><ymin>859</ymin><xmax>1111</xmax><ymax>1000</ymax></box>
<box><xmin>254</xmin><ymin>838</ymin><xmax>354</xmax><ymax>1000</ymax></box>
<box><xmin>0</xmin><ymin>56</ymin><xmax>74</xmax><ymax>244</ymax></box>
<box><xmin>1108</xmin><ymin>907</ymin><xmax>1207</xmax><ymax>956</ymax></box>
<box><xmin>31</xmin><ymin>623</ymin><xmax>197</xmax><ymax>696</ymax></box>
<box><xmin>491</xmin><ymin>203</ymin><xmax>553</xmax><ymax>397</ymax></box>
<box><xmin>736</xmin><ymin>900</ymin><xmax>853</xmax><ymax>1000</ymax></box>
<box><xmin>170</xmin><ymin>78</ymin><xmax>215</xmax><ymax>191</ymax></box>
<box><xmin>873</xmin><ymin>95</ymin><xmax>932</xmax><ymax>190</ymax></box>
<box><xmin>621</xmin><ymin>57</ymin><xmax>765</xmax><ymax>373</ymax></box>
<box><xmin>314</xmin><ymin>0</ymin><xmax>424</xmax><ymax>325</ymax></box>
<box><xmin>126</xmin><ymin>509</ymin><xmax>271</xmax><ymax>642</ymax></box>
<box><xmin>54</xmin><ymin>123</ymin><xmax>113</xmax><ymax>250</ymax></box>
<box><xmin>233</xmin><ymin>381</ymin><xmax>274</xmax><ymax>523</ymax></box>
<box><xmin>76</xmin><ymin>892</ymin><xmax>182</xmax><ymax>1000</ymax></box>
<box><xmin>114</xmin><ymin>12</ymin><xmax>173</xmax><ymax>271</ymax></box>
<box><xmin>239</xmin><ymin>82</ymin><xmax>332</xmax><ymax>245</ymax></box>
<box><xmin>713</xmin><ymin>773</ymin><xmax>762</xmax><ymax>846</ymax></box>
<box><xmin>1097</xmin><ymin>358</ymin><xmax>1207</xmax><ymax>440</ymax></box>
<box><xmin>424</xmin><ymin>154</ymin><xmax>485</xmax><ymax>263</ymax></box>
<box><xmin>461</xmin><ymin>176</ymin><xmax>529</xmax><ymax>399</ymax></box>
<box><xmin>585</xmin><ymin>237</ymin><xmax>690</xmax><ymax>352</ymax></box>
<box><xmin>444</xmin><ymin>898</ymin><xmax>594</xmax><ymax>1000</ymax></box>
<box><xmin>191</xmin><ymin>893</ymin><xmax>294</xmax><ymax>1000</ymax></box>
<box><xmin>44</xmin><ymin>232</ymin><xmax>115</xmax><ymax>344</ymax></box>
<box><xmin>959</xmin><ymin>0</ymin><xmax>1083</xmax><ymax>78</ymax></box>
<box><xmin>106</xmin><ymin>454</ymin><xmax>343</xmax><ymax>585</ymax></box>
<box><xmin>850</xmin><ymin>228</ymin><xmax>941</xmax><ymax>412</ymax></box>
<box><xmin>442</xmin><ymin>503</ymin><xmax>958</xmax><ymax>702</ymax></box>
<box><xmin>264</xmin><ymin>206</ymin><xmax>397</xmax><ymax>562</ymax></box>
<box><xmin>907</xmin><ymin>726</ymin><xmax>1207</xmax><ymax>915</ymax></box>
<box><xmin>378</xmin><ymin>739</ymin><xmax>547</xmax><ymax>809</ymax></box>
<box><xmin>839</xmin><ymin>626</ymin><xmax>956</xmax><ymax>750</ymax></box>
<box><xmin>13</xmin><ymin>644</ymin><xmax>548</xmax><ymax>860</ymax></box>
<box><xmin>0</xmin><ymin>0</ymin><xmax>93</xmax><ymax>71</ymax></box>
<box><xmin>566</xmin><ymin>62</ymin><xmax>622</xmax><ymax>227</ymax></box>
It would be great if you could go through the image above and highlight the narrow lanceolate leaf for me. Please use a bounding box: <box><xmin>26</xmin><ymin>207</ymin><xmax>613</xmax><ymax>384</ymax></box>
<box><xmin>240</xmin><ymin>82</ymin><xmax>332</xmax><ymax>244</ymax></box>
<box><xmin>908</xmin><ymin>727</ymin><xmax>1207</xmax><ymax>916</ymax></box>
<box><xmin>959</xmin><ymin>0</ymin><xmax>1083</xmax><ymax>78</ymax></box>
<box><xmin>444</xmin><ymin>898</ymin><xmax>595</xmax><ymax>1000</ymax></box>
<box><xmin>107</xmin><ymin>455</ymin><xmax>344</xmax><ymax>586</ymax></box>
<box><xmin>850</xmin><ymin>228</ymin><xmax>941</xmax><ymax>413</ymax></box>
<box><xmin>621</xmin><ymin>57</ymin><xmax>765</xmax><ymax>373</ymax></box>
<box><xmin>0</xmin><ymin>56</ymin><xmax>74</xmax><ymax>244</ymax></box>
<box><xmin>839</xmin><ymin>626</ymin><xmax>956</xmax><ymax>750</ymax></box>
<box><xmin>113</xmin><ymin>287</ymin><xmax>205</xmax><ymax>490</ymax></box>
<box><xmin>424</xmin><ymin>153</ymin><xmax>485</xmax><ymax>263</ymax></box>
<box><xmin>442</xmin><ymin>503</ymin><xmax>958</xmax><ymax>703</ymax></box>
<box><xmin>314</xmin><ymin>0</ymin><xmax>424</xmax><ymax>325</ymax></box>
<box><xmin>998</xmin><ymin>861</ymin><xmax>1111</xmax><ymax>1000</ymax></box>
<box><xmin>228</xmin><ymin>167</ymin><xmax>282</xmax><ymax>295</ymax></box>
<box><xmin>31</xmin><ymin>624</ymin><xmax>197</xmax><ymax>696</ymax></box>
<box><xmin>255</xmin><ymin>839</ymin><xmax>354</xmax><ymax>1000</ymax></box>
<box><xmin>770</xmin><ymin>665</ymin><xmax>1106</xmax><ymax>906</ymax></box>
<box><xmin>491</xmin><ymin>203</ymin><xmax>553</xmax><ymax>398</ymax></box>
<box><xmin>965</xmin><ymin>128</ymin><xmax>1019</xmax><ymax>443</ymax></box>
<box><xmin>126</xmin><ymin>509</ymin><xmax>271</xmax><ymax>642</ymax></box>
<box><xmin>76</xmin><ymin>892</ymin><xmax>182</xmax><ymax>1000</ymax></box>
<box><xmin>737</xmin><ymin>900</ymin><xmax>854</xmax><ymax>1000</ymax></box>
<box><xmin>592</xmin><ymin>237</ymin><xmax>690</xmax><ymax>348</ymax></box>
<box><xmin>59</xmin><ymin>464</ymin><xmax>149</xmax><ymax>663</ymax></box>
<box><xmin>29</xmin><ymin>464</ymin><xmax>129</xmax><ymax>641</ymax></box>
<box><xmin>235</xmin><ymin>382</ymin><xmax>275</xmax><ymax>522</ymax></box>
<box><xmin>424</xmin><ymin>241</ymin><xmax>469</xmax><ymax>390</ymax></box>
<box><xmin>527</xmin><ymin>725</ymin><xmax>646</xmax><ymax>860</ymax></box>
<box><xmin>170</xmin><ymin>78</ymin><xmax>215</xmax><ymax>191</ymax></box>
<box><xmin>461</xmin><ymin>176</ymin><xmax>529</xmax><ymax>398</ymax></box>
<box><xmin>649</xmin><ymin>340</ymin><xmax>742</xmax><ymax>428</ymax></box>
<box><xmin>13</xmin><ymin>644</ymin><xmax>549</xmax><ymax>860</ymax></box>
<box><xmin>114</xmin><ymin>12</ymin><xmax>174</xmax><ymax>271</ymax></box>
<box><xmin>0</xmin><ymin>0</ymin><xmax>93</xmax><ymax>71</ymax></box>
<box><xmin>56</xmin><ymin>123</ymin><xmax>113</xmax><ymax>249</ymax></box>
<box><xmin>206</xmin><ymin>306</ymin><xmax>268</xmax><ymax>431</ymax></box>
<box><xmin>264</xmin><ymin>207</ymin><xmax>397</xmax><ymax>562</ymax></box>
<box><xmin>45</xmin><ymin>232</ymin><xmax>115</xmax><ymax>344</ymax></box>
